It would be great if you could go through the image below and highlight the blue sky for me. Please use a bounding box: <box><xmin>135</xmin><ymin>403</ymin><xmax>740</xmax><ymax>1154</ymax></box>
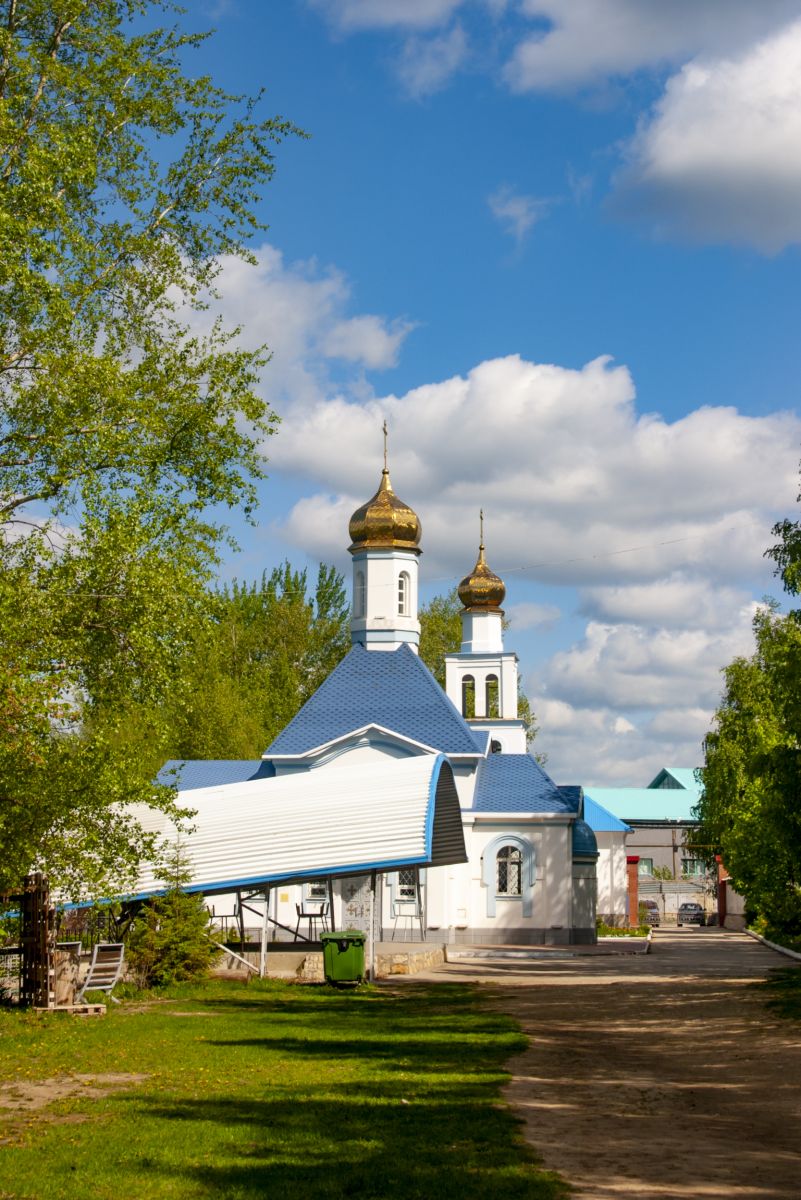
<box><xmin>180</xmin><ymin>0</ymin><xmax>801</xmax><ymax>784</ymax></box>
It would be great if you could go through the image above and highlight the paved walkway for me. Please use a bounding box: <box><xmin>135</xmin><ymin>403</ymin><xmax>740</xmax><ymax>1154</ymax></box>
<box><xmin>405</xmin><ymin>929</ymin><xmax>801</xmax><ymax>1199</ymax></box>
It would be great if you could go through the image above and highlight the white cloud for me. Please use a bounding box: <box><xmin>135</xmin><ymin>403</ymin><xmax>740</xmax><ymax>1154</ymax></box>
<box><xmin>505</xmin><ymin>0</ymin><xmax>800</xmax><ymax>92</ymax></box>
<box><xmin>321</xmin><ymin>314</ymin><xmax>411</xmax><ymax>367</ymax></box>
<box><xmin>184</xmin><ymin>244</ymin><xmax>413</xmax><ymax>412</ymax></box>
<box><xmin>534</xmin><ymin>694</ymin><xmax>711</xmax><ymax>786</ymax></box>
<box><xmin>614</xmin><ymin>19</ymin><xmax>801</xmax><ymax>252</ymax></box>
<box><xmin>310</xmin><ymin>0</ymin><xmax>465</xmax><ymax>32</ymax></box>
<box><xmin>506</xmin><ymin>601</ymin><xmax>560</xmax><ymax>631</ymax></box>
<box><xmin>543</xmin><ymin>611</ymin><xmax>757</xmax><ymax>713</ymax></box>
<box><xmin>580</xmin><ymin>575</ymin><xmax>753</xmax><ymax>630</ymax></box>
<box><xmin>274</xmin><ymin>353</ymin><xmax>800</xmax><ymax>586</ymax></box>
<box><xmin>488</xmin><ymin>186</ymin><xmax>549</xmax><ymax>243</ymax></box>
<box><xmin>529</xmin><ymin>587</ymin><xmax>768</xmax><ymax>783</ymax></box>
<box><xmin>396</xmin><ymin>24</ymin><xmax>469</xmax><ymax>97</ymax></box>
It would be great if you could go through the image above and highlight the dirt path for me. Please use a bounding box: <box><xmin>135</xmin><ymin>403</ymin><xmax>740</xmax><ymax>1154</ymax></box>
<box><xmin>410</xmin><ymin>929</ymin><xmax>801</xmax><ymax>1199</ymax></box>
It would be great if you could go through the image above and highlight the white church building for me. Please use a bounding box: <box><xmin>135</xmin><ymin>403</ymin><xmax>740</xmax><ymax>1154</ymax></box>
<box><xmin>149</xmin><ymin>453</ymin><xmax>610</xmax><ymax>946</ymax></box>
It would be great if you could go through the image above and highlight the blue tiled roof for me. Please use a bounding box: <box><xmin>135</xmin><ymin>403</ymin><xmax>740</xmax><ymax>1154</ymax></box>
<box><xmin>583</xmin><ymin>795</ymin><xmax>631</xmax><ymax>833</ymax></box>
<box><xmin>266</xmin><ymin>644</ymin><xmax>485</xmax><ymax>757</ymax></box>
<box><xmin>157</xmin><ymin>759</ymin><xmax>275</xmax><ymax>791</ymax></box>
<box><xmin>572</xmin><ymin>819</ymin><xmax>598</xmax><ymax>856</ymax></box>
<box><xmin>472</xmin><ymin>754</ymin><xmax>573</xmax><ymax>813</ymax></box>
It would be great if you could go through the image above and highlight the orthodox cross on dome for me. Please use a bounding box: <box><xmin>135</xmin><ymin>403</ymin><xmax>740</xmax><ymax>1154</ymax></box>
<box><xmin>479</xmin><ymin>508</ymin><xmax>484</xmax><ymax>549</ymax></box>
<box><xmin>383</xmin><ymin>419</ymin><xmax>388</xmax><ymax>472</ymax></box>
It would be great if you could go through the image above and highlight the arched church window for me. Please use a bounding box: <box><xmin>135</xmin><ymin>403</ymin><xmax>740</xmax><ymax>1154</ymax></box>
<box><xmin>486</xmin><ymin>674</ymin><xmax>499</xmax><ymax>719</ymax></box>
<box><xmin>496</xmin><ymin>845</ymin><xmax>522</xmax><ymax>896</ymax></box>
<box><xmin>398</xmin><ymin>571</ymin><xmax>410</xmax><ymax>616</ymax></box>
<box><xmin>462</xmin><ymin>674</ymin><xmax>475</xmax><ymax>719</ymax></box>
<box><xmin>355</xmin><ymin>570</ymin><xmax>366</xmax><ymax>618</ymax></box>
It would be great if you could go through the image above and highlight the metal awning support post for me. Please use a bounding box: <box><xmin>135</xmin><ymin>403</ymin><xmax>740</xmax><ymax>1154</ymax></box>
<box><xmin>368</xmin><ymin>870</ymin><xmax>377</xmax><ymax>983</ymax></box>
<box><xmin>236</xmin><ymin>889</ymin><xmax>245</xmax><ymax>944</ymax></box>
<box><xmin>328</xmin><ymin>876</ymin><xmax>336</xmax><ymax>932</ymax></box>
<box><xmin>259</xmin><ymin>888</ymin><xmax>269</xmax><ymax>978</ymax></box>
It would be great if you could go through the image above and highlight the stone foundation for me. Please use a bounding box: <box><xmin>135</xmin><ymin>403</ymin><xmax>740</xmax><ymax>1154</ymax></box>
<box><xmin>213</xmin><ymin>942</ymin><xmax>445</xmax><ymax>981</ymax></box>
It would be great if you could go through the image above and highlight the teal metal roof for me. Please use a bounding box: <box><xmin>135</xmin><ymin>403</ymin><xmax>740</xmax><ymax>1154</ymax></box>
<box><xmin>647</xmin><ymin>767</ymin><xmax>700</xmax><ymax>791</ymax></box>
<box><xmin>585</xmin><ymin>786</ymin><xmax>699</xmax><ymax>822</ymax></box>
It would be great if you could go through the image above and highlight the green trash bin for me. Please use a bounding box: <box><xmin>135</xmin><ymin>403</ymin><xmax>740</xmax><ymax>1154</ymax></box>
<box><xmin>321</xmin><ymin>930</ymin><xmax>366</xmax><ymax>984</ymax></box>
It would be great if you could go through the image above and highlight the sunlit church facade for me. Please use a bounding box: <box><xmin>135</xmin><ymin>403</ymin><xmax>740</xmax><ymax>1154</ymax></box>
<box><xmin>164</xmin><ymin>451</ymin><xmax>606</xmax><ymax>945</ymax></box>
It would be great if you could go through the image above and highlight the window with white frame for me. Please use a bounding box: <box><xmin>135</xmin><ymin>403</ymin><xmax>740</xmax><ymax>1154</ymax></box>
<box><xmin>496</xmin><ymin>845</ymin><xmax>523</xmax><ymax>896</ymax></box>
<box><xmin>398</xmin><ymin>571</ymin><xmax>410</xmax><ymax>616</ymax></box>
<box><xmin>397</xmin><ymin>868</ymin><xmax>417</xmax><ymax>898</ymax></box>
<box><xmin>681</xmin><ymin>858</ymin><xmax>705</xmax><ymax>877</ymax></box>
<box><xmin>305</xmin><ymin>880</ymin><xmax>327</xmax><ymax>900</ymax></box>
<box><xmin>638</xmin><ymin>858</ymin><xmax>654</xmax><ymax>876</ymax></box>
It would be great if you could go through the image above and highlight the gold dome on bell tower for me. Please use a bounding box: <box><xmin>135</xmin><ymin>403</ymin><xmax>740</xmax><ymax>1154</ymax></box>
<box><xmin>348</xmin><ymin>422</ymin><xmax>422</xmax><ymax>554</ymax></box>
<box><xmin>458</xmin><ymin>511</ymin><xmax>506</xmax><ymax>610</ymax></box>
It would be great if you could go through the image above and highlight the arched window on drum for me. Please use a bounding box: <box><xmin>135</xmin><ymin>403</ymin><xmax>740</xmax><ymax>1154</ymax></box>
<box><xmin>398</xmin><ymin>571</ymin><xmax>410</xmax><ymax>616</ymax></box>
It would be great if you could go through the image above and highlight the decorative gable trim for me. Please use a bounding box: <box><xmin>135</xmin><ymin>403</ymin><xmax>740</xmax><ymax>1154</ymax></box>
<box><xmin>266</xmin><ymin>723</ymin><xmax>440</xmax><ymax>764</ymax></box>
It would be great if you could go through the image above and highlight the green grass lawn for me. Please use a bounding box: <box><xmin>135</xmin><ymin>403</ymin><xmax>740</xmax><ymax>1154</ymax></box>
<box><xmin>0</xmin><ymin>978</ymin><xmax>568</xmax><ymax>1200</ymax></box>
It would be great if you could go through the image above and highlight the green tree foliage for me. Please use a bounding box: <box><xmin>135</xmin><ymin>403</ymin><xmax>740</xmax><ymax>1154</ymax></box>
<box><xmin>418</xmin><ymin>588</ymin><xmax>462</xmax><ymax>689</ymax></box>
<box><xmin>163</xmin><ymin>562</ymin><xmax>351</xmax><ymax>761</ymax></box>
<box><xmin>697</xmin><ymin>490</ymin><xmax>801</xmax><ymax>935</ymax></box>
<box><xmin>697</xmin><ymin>604</ymin><xmax>801</xmax><ymax>934</ymax></box>
<box><xmin>0</xmin><ymin>1</ymin><xmax>298</xmax><ymax>896</ymax></box>
<box><xmin>418</xmin><ymin>588</ymin><xmax>539</xmax><ymax>749</ymax></box>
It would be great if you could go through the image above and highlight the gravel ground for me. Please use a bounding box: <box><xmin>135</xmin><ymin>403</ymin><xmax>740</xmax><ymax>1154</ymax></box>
<box><xmin>403</xmin><ymin>928</ymin><xmax>801</xmax><ymax>1200</ymax></box>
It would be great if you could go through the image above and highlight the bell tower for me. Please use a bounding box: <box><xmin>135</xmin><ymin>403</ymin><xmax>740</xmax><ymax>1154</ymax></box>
<box><xmin>348</xmin><ymin>423</ymin><xmax>422</xmax><ymax>652</ymax></box>
<box><xmin>445</xmin><ymin>513</ymin><xmax>527</xmax><ymax>752</ymax></box>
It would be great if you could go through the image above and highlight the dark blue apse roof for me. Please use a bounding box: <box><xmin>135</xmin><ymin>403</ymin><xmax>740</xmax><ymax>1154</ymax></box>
<box><xmin>472</xmin><ymin>754</ymin><xmax>573</xmax><ymax>813</ymax></box>
<box><xmin>557</xmin><ymin>785</ymin><xmax>582</xmax><ymax>813</ymax></box>
<box><xmin>157</xmin><ymin>759</ymin><xmax>275</xmax><ymax>790</ymax></box>
<box><xmin>572</xmin><ymin>819</ymin><xmax>598</xmax><ymax>856</ymax></box>
<box><xmin>266</xmin><ymin>644</ymin><xmax>485</xmax><ymax>757</ymax></box>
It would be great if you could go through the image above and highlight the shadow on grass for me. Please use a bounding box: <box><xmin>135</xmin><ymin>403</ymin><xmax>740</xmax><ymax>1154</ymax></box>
<box><xmin>121</xmin><ymin>1089</ymin><xmax>567</xmax><ymax>1200</ymax></box>
<box><xmin>116</xmin><ymin>981</ymin><xmax>567</xmax><ymax>1199</ymax></box>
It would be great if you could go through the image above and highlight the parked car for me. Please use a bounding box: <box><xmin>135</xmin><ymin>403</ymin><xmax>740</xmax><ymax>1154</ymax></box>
<box><xmin>639</xmin><ymin>899</ymin><xmax>660</xmax><ymax>926</ymax></box>
<box><xmin>677</xmin><ymin>901</ymin><xmax>705</xmax><ymax>926</ymax></box>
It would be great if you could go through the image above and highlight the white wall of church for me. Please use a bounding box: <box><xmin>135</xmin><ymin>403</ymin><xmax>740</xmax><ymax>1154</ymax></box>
<box><xmin>451</xmin><ymin>820</ymin><xmax>574</xmax><ymax>939</ymax></box>
<box><xmin>594</xmin><ymin>832</ymin><xmax>628</xmax><ymax>924</ymax></box>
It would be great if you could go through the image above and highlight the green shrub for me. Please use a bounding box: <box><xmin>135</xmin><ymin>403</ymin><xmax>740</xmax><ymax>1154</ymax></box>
<box><xmin>596</xmin><ymin>919</ymin><xmax>650</xmax><ymax>937</ymax></box>
<box><xmin>126</xmin><ymin>840</ymin><xmax>217</xmax><ymax>988</ymax></box>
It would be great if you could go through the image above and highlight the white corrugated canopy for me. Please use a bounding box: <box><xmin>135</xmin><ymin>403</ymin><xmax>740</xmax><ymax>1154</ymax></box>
<box><xmin>128</xmin><ymin>753</ymin><xmax>466</xmax><ymax>899</ymax></box>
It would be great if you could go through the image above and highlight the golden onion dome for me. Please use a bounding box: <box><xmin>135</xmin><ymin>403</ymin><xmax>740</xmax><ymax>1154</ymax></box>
<box><xmin>458</xmin><ymin>514</ymin><xmax>506</xmax><ymax>610</ymax></box>
<box><xmin>348</xmin><ymin>467</ymin><xmax>422</xmax><ymax>553</ymax></box>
